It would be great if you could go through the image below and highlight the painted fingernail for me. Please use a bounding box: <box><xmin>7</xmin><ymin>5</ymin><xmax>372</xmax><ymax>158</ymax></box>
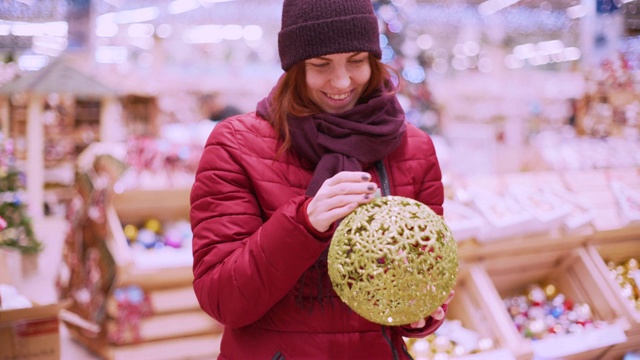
<box><xmin>367</xmin><ymin>185</ymin><xmax>374</xmax><ymax>191</ymax></box>
<box><xmin>361</xmin><ymin>174</ymin><xmax>370</xmax><ymax>181</ymax></box>
<box><xmin>364</xmin><ymin>194</ymin><xmax>370</xmax><ymax>200</ymax></box>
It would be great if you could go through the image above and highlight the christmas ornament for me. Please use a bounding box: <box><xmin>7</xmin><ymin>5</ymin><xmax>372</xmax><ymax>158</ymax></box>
<box><xmin>123</xmin><ymin>224</ymin><xmax>138</xmax><ymax>243</ymax></box>
<box><xmin>328</xmin><ymin>196</ymin><xmax>458</xmax><ymax>325</ymax></box>
<box><xmin>143</xmin><ymin>218</ymin><xmax>162</xmax><ymax>234</ymax></box>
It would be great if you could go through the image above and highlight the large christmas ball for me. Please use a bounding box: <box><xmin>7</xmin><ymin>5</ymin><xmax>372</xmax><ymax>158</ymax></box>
<box><xmin>328</xmin><ymin>196</ymin><xmax>458</xmax><ymax>326</ymax></box>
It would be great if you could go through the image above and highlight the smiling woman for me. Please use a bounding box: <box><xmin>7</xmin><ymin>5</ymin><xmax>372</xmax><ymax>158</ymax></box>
<box><xmin>189</xmin><ymin>0</ymin><xmax>451</xmax><ymax>359</ymax></box>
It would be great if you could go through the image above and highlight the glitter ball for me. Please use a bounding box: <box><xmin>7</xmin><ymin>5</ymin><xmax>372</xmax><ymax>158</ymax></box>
<box><xmin>328</xmin><ymin>196</ymin><xmax>459</xmax><ymax>325</ymax></box>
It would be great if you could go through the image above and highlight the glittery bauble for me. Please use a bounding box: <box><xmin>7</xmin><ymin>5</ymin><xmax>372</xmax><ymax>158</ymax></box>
<box><xmin>328</xmin><ymin>196</ymin><xmax>458</xmax><ymax>326</ymax></box>
<box><xmin>144</xmin><ymin>218</ymin><xmax>162</xmax><ymax>234</ymax></box>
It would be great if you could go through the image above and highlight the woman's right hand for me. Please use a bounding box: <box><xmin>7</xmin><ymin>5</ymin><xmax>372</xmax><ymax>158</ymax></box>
<box><xmin>307</xmin><ymin>171</ymin><xmax>378</xmax><ymax>232</ymax></box>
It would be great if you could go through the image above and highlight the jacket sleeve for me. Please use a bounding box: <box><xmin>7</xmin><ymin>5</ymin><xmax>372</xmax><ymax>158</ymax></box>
<box><xmin>190</xmin><ymin>119</ymin><xmax>329</xmax><ymax>328</ymax></box>
<box><xmin>414</xmin><ymin>130</ymin><xmax>444</xmax><ymax>216</ymax></box>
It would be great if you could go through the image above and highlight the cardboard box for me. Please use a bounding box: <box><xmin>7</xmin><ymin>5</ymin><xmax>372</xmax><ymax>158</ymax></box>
<box><xmin>0</xmin><ymin>302</ymin><xmax>67</xmax><ymax>360</ymax></box>
<box><xmin>466</xmin><ymin>248</ymin><xmax>629</xmax><ymax>360</ymax></box>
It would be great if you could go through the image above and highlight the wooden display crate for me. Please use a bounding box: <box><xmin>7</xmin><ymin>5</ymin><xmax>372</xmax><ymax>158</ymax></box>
<box><xmin>64</xmin><ymin>326</ymin><xmax>221</xmax><ymax>360</ymax></box>
<box><xmin>586</xmin><ymin>237</ymin><xmax>640</xmax><ymax>337</ymax></box>
<box><xmin>64</xmin><ymin>187</ymin><xmax>224</xmax><ymax>359</ymax></box>
<box><xmin>466</xmin><ymin>248</ymin><xmax>629</xmax><ymax>360</ymax></box>
<box><xmin>444</xmin><ymin>271</ymin><xmax>518</xmax><ymax>360</ymax></box>
<box><xmin>106</xmin><ymin>188</ymin><xmax>193</xmax><ymax>289</ymax></box>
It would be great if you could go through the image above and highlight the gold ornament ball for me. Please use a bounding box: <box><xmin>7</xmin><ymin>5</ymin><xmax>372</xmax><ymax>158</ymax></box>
<box><xmin>144</xmin><ymin>218</ymin><xmax>162</xmax><ymax>234</ymax></box>
<box><xmin>328</xmin><ymin>196</ymin><xmax>458</xmax><ymax>326</ymax></box>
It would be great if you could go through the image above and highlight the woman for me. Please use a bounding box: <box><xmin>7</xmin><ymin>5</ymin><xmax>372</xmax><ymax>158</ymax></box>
<box><xmin>190</xmin><ymin>0</ymin><xmax>452</xmax><ymax>358</ymax></box>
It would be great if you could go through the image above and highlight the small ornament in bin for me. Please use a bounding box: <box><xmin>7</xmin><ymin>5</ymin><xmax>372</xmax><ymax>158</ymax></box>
<box><xmin>143</xmin><ymin>218</ymin><xmax>162</xmax><ymax>234</ymax></box>
<box><xmin>162</xmin><ymin>220</ymin><xmax>191</xmax><ymax>248</ymax></box>
<box><xmin>504</xmin><ymin>283</ymin><xmax>604</xmax><ymax>340</ymax></box>
<box><xmin>328</xmin><ymin>196</ymin><xmax>458</xmax><ymax>326</ymax></box>
<box><xmin>607</xmin><ymin>257</ymin><xmax>640</xmax><ymax>310</ymax></box>
<box><xmin>405</xmin><ymin>319</ymin><xmax>497</xmax><ymax>358</ymax></box>
<box><xmin>136</xmin><ymin>228</ymin><xmax>158</xmax><ymax>249</ymax></box>
<box><xmin>123</xmin><ymin>224</ymin><xmax>138</xmax><ymax>244</ymax></box>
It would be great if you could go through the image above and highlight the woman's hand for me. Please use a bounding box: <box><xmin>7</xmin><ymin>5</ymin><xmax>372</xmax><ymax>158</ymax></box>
<box><xmin>409</xmin><ymin>290</ymin><xmax>455</xmax><ymax>329</ymax></box>
<box><xmin>307</xmin><ymin>171</ymin><xmax>377</xmax><ymax>232</ymax></box>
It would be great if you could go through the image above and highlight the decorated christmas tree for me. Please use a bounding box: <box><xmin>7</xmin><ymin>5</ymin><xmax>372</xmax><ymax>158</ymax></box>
<box><xmin>0</xmin><ymin>134</ymin><xmax>42</xmax><ymax>254</ymax></box>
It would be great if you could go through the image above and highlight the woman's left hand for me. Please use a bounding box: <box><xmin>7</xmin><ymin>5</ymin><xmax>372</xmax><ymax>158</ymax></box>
<box><xmin>409</xmin><ymin>290</ymin><xmax>455</xmax><ymax>329</ymax></box>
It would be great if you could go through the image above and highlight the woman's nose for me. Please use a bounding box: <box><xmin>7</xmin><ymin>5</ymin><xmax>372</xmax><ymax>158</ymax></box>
<box><xmin>330</xmin><ymin>66</ymin><xmax>351</xmax><ymax>89</ymax></box>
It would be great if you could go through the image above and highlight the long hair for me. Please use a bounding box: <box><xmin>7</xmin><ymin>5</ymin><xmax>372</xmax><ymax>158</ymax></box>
<box><xmin>268</xmin><ymin>53</ymin><xmax>397</xmax><ymax>157</ymax></box>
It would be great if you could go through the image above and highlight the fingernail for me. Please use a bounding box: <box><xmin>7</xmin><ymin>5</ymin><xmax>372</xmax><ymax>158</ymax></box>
<box><xmin>373</xmin><ymin>189</ymin><xmax>381</xmax><ymax>198</ymax></box>
<box><xmin>364</xmin><ymin>194</ymin><xmax>370</xmax><ymax>200</ymax></box>
<box><xmin>367</xmin><ymin>185</ymin><xmax>374</xmax><ymax>191</ymax></box>
<box><xmin>361</xmin><ymin>174</ymin><xmax>370</xmax><ymax>181</ymax></box>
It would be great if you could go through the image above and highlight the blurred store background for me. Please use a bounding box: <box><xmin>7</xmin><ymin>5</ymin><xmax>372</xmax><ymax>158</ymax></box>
<box><xmin>1</xmin><ymin>1</ymin><xmax>640</xmax><ymax>359</ymax></box>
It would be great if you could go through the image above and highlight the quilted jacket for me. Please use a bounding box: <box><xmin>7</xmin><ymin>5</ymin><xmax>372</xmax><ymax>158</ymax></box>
<box><xmin>190</xmin><ymin>112</ymin><xmax>446</xmax><ymax>360</ymax></box>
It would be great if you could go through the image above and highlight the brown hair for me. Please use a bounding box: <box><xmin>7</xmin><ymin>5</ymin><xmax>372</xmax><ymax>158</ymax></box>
<box><xmin>269</xmin><ymin>53</ymin><xmax>396</xmax><ymax>157</ymax></box>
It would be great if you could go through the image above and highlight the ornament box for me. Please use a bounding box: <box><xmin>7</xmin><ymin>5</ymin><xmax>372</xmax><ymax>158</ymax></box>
<box><xmin>0</xmin><ymin>301</ymin><xmax>68</xmax><ymax>360</ymax></box>
<box><xmin>610</xmin><ymin>181</ymin><xmax>640</xmax><ymax>226</ymax></box>
<box><xmin>470</xmin><ymin>189</ymin><xmax>540</xmax><ymax>243</ymax></box>
<box><xmin>586</xmin><ymin>236</ymin><xmax>640</xmax><ymax>337</ymax></box>
<box><xmin>465</xmin><ymin>247</ymin><xmax>629</xmax><ymax>360</ymax></box>
<box><xmin>560</xmin><ymin>169</ymin><xmax>622</xmax><ymax>232</ymax></box>
<box><xmin>443</xmin><ymin>200</ymin><xmax>485</xmax><ymax>243</ymax></box>
<box><xmin>505</xmin><ymin>184</ymin><xmax>572</xmax><ymax>232</ymax></box>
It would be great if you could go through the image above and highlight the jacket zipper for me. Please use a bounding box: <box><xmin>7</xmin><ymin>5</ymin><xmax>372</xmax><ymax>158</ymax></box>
<box><xmin>377</xmin><ymin>160</ymin><xmax>407</xmax><ymax>360</ymax></box>
<box><xmin>375</xmin><ymin>160</ymin><xmax>391</xmax><ymax>196</ymax></box>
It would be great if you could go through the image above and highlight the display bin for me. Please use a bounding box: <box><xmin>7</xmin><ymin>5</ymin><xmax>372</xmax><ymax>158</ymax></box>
<box><xmin>62</xmin><ymin>183</ymin><xmax>223</xmax><ymax>359</ymax></box>
<box><xmin>444</xmin><ymin>269</ymin><xmax>518</xmax><ymax>360</ymax></box>
<box><xmin>465</xmin><ymin>247</ymin><xmax>629</xmax><ymax>360</ymax></box>
<box><xmin>100</xmin><ymin>188</ymin><xmax>222</xmax><ymax>348</ymax></box>
<box><xmin>106</xmin><ymin>188</ymin><xmax>194</xmax><ymax>289</ymax></box>
<box><xmin>586</xmin><ymin>236</ymin><xmax>640</xmax><ymax>338</ymax></box>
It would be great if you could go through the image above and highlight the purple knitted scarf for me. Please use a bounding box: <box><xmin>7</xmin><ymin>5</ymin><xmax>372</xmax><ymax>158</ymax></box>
<box><xmin>257</xmin><ymin>85</ymin><xmax>406</xmax><ymax>196</ymax></box>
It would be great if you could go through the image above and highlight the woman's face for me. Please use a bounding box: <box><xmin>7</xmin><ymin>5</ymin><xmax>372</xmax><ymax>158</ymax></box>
<box><xmin>304</xmin><ymin>52</ymin><xmax>371</xmax><ymax>114</ymax></box>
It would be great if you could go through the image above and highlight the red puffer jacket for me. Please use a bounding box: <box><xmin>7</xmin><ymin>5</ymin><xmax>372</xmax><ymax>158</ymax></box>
<box><xmin>190</xmin><ymin>112</ymin><xmax>446</xmax><ymax>360</ymax></box>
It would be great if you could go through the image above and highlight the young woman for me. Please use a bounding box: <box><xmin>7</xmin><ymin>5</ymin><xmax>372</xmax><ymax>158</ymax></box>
<box><xmin>190</xmin><ymin>0</ymin><xmax>452</xmax><ymax>358</ymax></box>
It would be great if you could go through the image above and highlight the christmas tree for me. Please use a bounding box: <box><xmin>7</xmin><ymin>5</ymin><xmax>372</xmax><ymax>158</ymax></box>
<box><xmin>0</xmin><ymin>134</ymin><xmax>42</xmax><ymax>254</ymax></box>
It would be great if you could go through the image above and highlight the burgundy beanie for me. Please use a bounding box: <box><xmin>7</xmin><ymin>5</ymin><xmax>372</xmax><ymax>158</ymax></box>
<box><xmin>278</xmin><ymin>0</ymin><xmax>382</xmax><ymax>71</ymax></box>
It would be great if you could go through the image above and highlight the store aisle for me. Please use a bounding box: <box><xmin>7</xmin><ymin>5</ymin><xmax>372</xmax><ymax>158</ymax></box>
<box><xmin>17</xmin><ymin>215</ymin><xmax>101</xmax><ymax>360</ymax></box>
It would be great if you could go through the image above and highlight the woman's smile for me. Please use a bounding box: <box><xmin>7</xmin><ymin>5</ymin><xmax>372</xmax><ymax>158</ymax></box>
<box><xmin>305</xmin><ymin>52</ymin><xmax>371</xmax><ymax>114</ymax></box>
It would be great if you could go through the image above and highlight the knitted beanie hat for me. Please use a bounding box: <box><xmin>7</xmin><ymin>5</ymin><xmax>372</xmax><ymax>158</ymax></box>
<box><xmin>278</xmin><ymin>0</ymin><xmax>382</xmax><ymax>71</ymax></box>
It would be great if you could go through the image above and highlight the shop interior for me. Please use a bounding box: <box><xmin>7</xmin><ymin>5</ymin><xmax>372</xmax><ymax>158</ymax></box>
<box><xmin>1</xmin><ymin>0</ymin><xmax>640</xmax><ymax>359</ymax></box>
